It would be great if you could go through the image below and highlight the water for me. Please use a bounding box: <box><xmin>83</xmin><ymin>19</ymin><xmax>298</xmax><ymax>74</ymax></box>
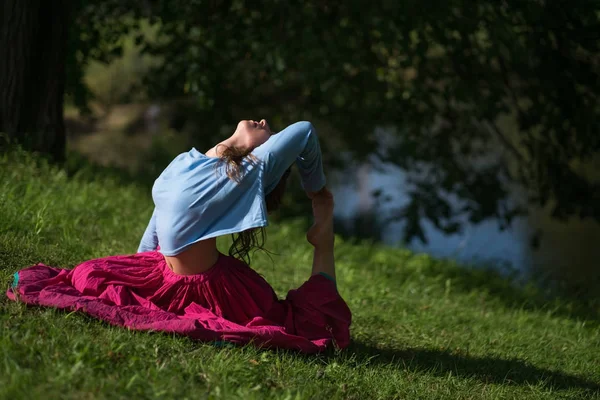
<box><xmin>332</xmin><ymin>160</ymin><xmax>600</xmax><ymax>290</ymax></box>
<box><xmin>332</xmin><ymin>162</ymin><xmax>531</xmax><ymax>271</ymax></box>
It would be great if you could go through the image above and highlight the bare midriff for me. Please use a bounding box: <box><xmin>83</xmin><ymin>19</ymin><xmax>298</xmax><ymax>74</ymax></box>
<box><xmin>164</xmin><ymin>237</ymin><xmax>220</xmax><ymax>276</ymax></box>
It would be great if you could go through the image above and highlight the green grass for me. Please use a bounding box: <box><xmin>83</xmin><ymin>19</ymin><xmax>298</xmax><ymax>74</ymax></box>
<box><xmin>1</xmin><ymin>149</ymin><xmax>599</xmax><ymax>400</ymax></box>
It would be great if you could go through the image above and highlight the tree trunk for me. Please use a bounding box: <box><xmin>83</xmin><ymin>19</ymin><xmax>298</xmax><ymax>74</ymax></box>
<box><xmin>0</xmin><ymin>0</ymin><xmax>69</xmax><ymax>161</ymax></box>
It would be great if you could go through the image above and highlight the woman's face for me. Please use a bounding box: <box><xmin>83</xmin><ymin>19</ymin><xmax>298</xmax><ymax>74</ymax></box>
<box><xmin>235</xmin><ymin>119</ymin><xmax>272</xmax><ymax>149</ymax></box>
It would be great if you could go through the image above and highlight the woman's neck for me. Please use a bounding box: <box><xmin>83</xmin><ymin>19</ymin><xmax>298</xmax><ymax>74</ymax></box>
<box><xmin>164</xmin><ymin>238</ymin><xmax>220</xmax><ymax>275</ymax></box>
<box><xmin>205</xmin><ymin>136</ymin><xmax>248</xmax><ymax>158</ymax></box>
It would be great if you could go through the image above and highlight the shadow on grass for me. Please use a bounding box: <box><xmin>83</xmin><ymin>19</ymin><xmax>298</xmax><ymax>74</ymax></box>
<box><xmin>337</xmin><ymin>341</ymin><xmax>600</xmax><ymax>393</ymax></box>
<box><xmin>423</xmin><ymin>260</ymin><xmax>600</xmax><ymax>326</ymax></box>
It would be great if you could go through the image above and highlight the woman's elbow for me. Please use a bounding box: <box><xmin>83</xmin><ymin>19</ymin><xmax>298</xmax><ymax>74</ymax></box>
<box><xmin>295</xmin><ymin>121</ymin><xmax>316</xmax><ymax>134</ymax></box>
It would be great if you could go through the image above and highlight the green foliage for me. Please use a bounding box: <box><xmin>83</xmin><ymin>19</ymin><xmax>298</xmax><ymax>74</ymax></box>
<box><xmin>65</xmin><ymin>0</ymin><xmax>600</xmax><ymax>242</ymax></box>
<box><xmin>83</xmin><ymin>20</ymin><xmax>162</xmax><ymax>109</ymax></box>
<box><xmin>65</xmin><ymin>0</ymin><xmax>142</xmax><ymax>113</ymax></box>
<box><xmin>1</xmin><ymin>150</ymin><xmax>600</xmax><ymax>399</ymax></box>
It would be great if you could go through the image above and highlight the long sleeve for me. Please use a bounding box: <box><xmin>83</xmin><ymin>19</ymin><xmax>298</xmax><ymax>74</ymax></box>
<box><xmin>137</xmin><ymin>209</ymin><xmax>158</xmax><ymax>252</ymax></box>
<box><xmin>252</xmin><ymin>121</ymin><xmax>326</xmax><ymax>194</ymax></box>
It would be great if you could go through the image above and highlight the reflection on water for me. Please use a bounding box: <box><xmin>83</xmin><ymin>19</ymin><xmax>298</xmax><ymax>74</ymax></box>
<box><xmin>333</xmin><ymin>162</ymin><xmax>600</xmax><ymax>288</ymax></box>
<box><xmin>333</xmin><ymin>163</ymin><xmax>530</xmax><ymax>271</ymax></box>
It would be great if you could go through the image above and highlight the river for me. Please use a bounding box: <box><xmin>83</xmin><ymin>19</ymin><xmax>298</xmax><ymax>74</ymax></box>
<box><xmin>332</xmin><ymin>161</ymin><xmax>600</xmax><ymax>286</ymax></box>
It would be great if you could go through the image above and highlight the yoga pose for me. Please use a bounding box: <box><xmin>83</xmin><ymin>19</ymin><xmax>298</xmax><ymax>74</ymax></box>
<box><xmin>8</xmin><ymin>120</ymin><xmax>351</xmax><ymax>353</ymax></box>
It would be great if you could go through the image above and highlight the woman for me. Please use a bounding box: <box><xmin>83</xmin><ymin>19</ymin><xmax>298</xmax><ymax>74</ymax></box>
<box><xmin>7</xmin><ymin>120</ymin><xmax>352</xmax><ymax>353</ymax></box>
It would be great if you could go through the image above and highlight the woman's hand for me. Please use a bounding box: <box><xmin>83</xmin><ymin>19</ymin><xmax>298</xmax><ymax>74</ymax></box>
<box><xmin>306</xmin><ymin>187</ymin><xmax>335</xmax><ymax>249</ymax></box>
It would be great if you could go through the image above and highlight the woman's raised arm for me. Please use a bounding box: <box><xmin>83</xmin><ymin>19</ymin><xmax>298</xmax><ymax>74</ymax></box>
<box><xmin>137</xmin><ymin>209</ymin><xmax>158</xmax><ymax>252</ymax></box>
<box><xmin>252</xmin><ymin>121</ymin><xmax>326</xmax><ymax>195</ymax></box>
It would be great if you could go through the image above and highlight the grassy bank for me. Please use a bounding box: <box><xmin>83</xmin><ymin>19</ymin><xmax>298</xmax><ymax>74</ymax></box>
<box><xmin>1</xmin><ymin>149</ymin><xmax>599</xmax><ymax>399</ymax></box>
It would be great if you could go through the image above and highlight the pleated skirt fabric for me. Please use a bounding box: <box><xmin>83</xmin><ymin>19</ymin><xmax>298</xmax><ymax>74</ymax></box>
<box><xmin>7</xmin><ymin>251</ymin><xmax>351</xmax><ymax>353</ymax></box>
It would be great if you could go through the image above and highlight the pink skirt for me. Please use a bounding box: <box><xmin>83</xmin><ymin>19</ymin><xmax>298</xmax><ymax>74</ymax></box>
<box><xmin>6</xmin><ymin>251</ymin><xmax>351</xmax><ymax>353</ymax></box>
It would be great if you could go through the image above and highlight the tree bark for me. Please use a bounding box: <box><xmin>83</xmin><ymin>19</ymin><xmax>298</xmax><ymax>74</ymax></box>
<box><xmin>0</xmin><ymin>0</ymin><xmax>69</xmax><ymax>161</ymax></box>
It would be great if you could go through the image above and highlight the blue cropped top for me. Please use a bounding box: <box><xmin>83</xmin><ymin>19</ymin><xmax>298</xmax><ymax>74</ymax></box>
<box><xmin>137</xmin><ymin>121</ymin><xmax>326</xmax><ymax>256</ymax></box>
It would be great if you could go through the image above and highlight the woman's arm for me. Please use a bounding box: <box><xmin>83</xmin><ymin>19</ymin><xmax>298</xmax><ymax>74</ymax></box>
<box><xmin>137</xmin><ymin>209</ymin><xmax>158</xmax><ymax>252</ymax></box>
<box><xmin>307</xmin><ymin>187</ymin><xmax>336</xmax><ymax>281</ymax></box>
<box><xmin>252</xmin><ymin>121</ymin><xmax>326</xmax><ymax>195</ymax></box>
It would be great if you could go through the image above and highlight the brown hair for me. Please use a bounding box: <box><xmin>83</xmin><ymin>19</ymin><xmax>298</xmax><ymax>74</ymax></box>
<box><xmin>217</xmin><ymin>145</ymin><xmax>292</xmax><ymax>264</ymax></box>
